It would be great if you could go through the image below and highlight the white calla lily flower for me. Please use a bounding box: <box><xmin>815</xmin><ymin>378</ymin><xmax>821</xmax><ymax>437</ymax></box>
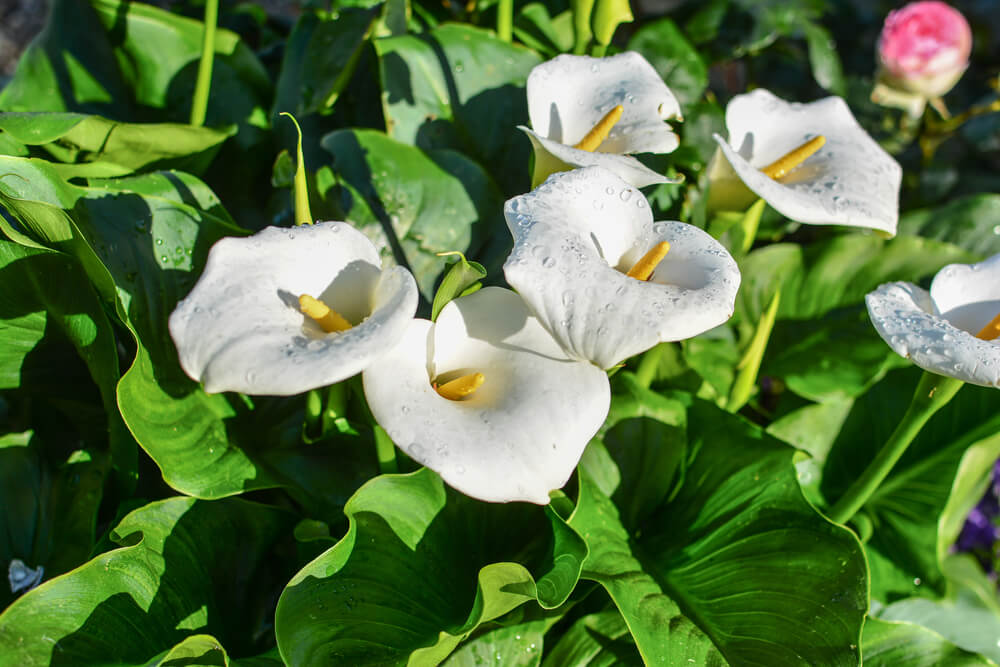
<box><xmin>504</xmin><ymin>167</ymin><xmax>740</xmax><ymax>370</ymax></box>
<box><xmin>362</xmin><ymin>287</ymin><xmax>610</xmax><ymax>504</ymax></box>
<box><xmin>169</xmin><ymin>221</ymin><xmax>418</xmax><ymax>396</ymax></box>
<box><xmin>521</xmin><ymin>52</ymin><xmax>682</xmax><ymax>188</ymax></box>
<box><xmin>710</xmin><ymin>88</ymin><xmax>902</xmax><ymax>234</ymax></box>
<box><xmin>866</xmin><ymin>253</ymin><xmax>1000</xmax><ymax>387</ymax></box>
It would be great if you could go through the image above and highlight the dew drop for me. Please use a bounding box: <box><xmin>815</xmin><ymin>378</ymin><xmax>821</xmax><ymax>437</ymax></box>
<box><xmin>542</xmin><ymin>256</ymin><xmax>556</xmax><ymax>268</ymax></box>
<box><xmin>155</xmin><ymin>238</ymin><xmax>163</xmax><ymax>246</ymax></box>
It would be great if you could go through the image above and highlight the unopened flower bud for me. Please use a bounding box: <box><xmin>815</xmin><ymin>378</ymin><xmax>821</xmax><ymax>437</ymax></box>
<box><xmin>877</xmin><ymin>1</ymin><xmax>971</xmax><ymax>100</ymax></box>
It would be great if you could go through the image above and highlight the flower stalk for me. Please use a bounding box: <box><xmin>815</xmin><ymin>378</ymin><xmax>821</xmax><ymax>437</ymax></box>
<box><xmin>497</xmin><ymin>0</ymin><xmax>513</xmax><ymax>42</ymax></box>
<box><xmin>190</xmin><ymin>0</ymin><xmax>219</xmax><ymax>127</ymax></box>
<box><xmin>828</xmin><ymin>371</ymin><xmax>964</xmax><ymax>525</ymax></box>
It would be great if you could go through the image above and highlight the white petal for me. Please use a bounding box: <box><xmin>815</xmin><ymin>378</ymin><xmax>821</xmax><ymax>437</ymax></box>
<box><xmin>929</xmin><ymin>254</ymin><xmax>1000</xmax><ymax>334</ymax></box>
<box><xmin>521</xmin><ymin>127</ymin><xmax>670</xmax><ymax>188</ymax></box>
<box><xmin>362</xmin><ymin>288</ymin><xmax>610</xmax><ymax>504</ymax></box>
<box><xmin>866</xmin><ymin>282</ymin><xmax>1000</xmax><ymax>387</ymax></box>
<box><xmin>526</xmin><ymin>52</ymin><xmax>681</xmax><ymax>154</ymax></box>
<box><xmin>504</xmin><ymin>168</ymin><xmax>740</xmax><ymax>369</ymax></box>
<box><xmin>169</xmin><ymin>221</ymin><xmax>418</xmax><ymax>395</ymax></box>
<box><xmin>714</xmin><ymin>89</ymin><xmax>901</xmax><ymax>234</ymax></box>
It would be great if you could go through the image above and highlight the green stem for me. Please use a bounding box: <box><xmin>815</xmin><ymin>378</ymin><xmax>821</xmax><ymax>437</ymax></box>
<box><xmin>828</xmin><ymin>372</ymin><xmax>964</xmax><ymax>525</ymax></box>
<box><xmin>304</xmin><ymin>389</ymin><xmax>323</xmax><ymax>435</ymax></box>
<box><xmin>590</xmin><ymin>43</ymin><xmax>608</xmax><ymax>57</ymax></box>
<box><xmin>189</xmin><ymin>0</ymin><xmax>219</xmax><ymax>127</ymax></box>
<box><xmin>280</xmin><ymin>112</ymin><xmax>313</xmax><ymax>225</ymax></box>
<box><xmin>635</xmin><ymin>343</ymin><xmax>666</xmax><ymax>389</ymax></box>
<box><xmin>374</xmin><ymin>425</ymin><xmax>398</xmax><ymax>474</ymax></box>
<box><xmin>497</xmin><ymin>0</ymin><xmax>513</xmax><ymax>42</ymax></box>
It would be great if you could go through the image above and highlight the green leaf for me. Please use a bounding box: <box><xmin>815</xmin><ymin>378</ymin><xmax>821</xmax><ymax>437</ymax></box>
<box><xmin>878</xmin><ymin>556</ymin><xmax>1000</xmax><ymax>663</ymax></box>
<box><xmin>765</xmin><ymin>304</ymin><xmax>909</xmax><ymax>402</ymax></box>
<box><xmin>513</xmin><ymin>5</ymin><xmax>575</xmax><ymax>57</ymax></box>
<box><xmin>540</xmin><ymin>610</ymin><xmax>642</xmax><ymax>666</ymax></box>
<box><xmin>0</xmin><ymin>240</ymin><xmax>117</xmax><ymax>397</ymax></box>
<box><xmin>738</xmin><ymin>236</ymin><xmax>976</xmax><ymax>323</ymax></box>
<box><xmin>862</xmin><ymin>618</ymin><xmax>994</xmax><ymax>667</ymax></box>
<box><xmin>0</xmin><ymin>239</ymin><xmax>135</xmax><ymax>488</ymax></box>
<box><xmin>819</xmin><ymin>367</ymin><xmax>1000</xmax><ymax>600</ymax></box>
<box><xmin>321</xmin><ymin>128</ymin><xmax>505</xmax><ymax>300</ymax></box>
<box><xmin>802</xmin><ymin>20</ymin><xmax>845</xmax><ymax>96</ymax></box>
<box><xmin>575</xmin><ymin>395</ymin><xmax>868</xmax><ymax>665</ymax></box>
<box><xmin>0</xmin><ymin>112</ymin><xmax>235</xmax><ymax>176</ymax></box>
<box><xmin>0</xmin><ymin>0</ymin><xmax>270</xmax><ymax>124</ymax></box>
<box><xmin>375</xmin><ymin>23</ymin><xmax>541</xmax><ymax>195</ymax></box>
<box><xmin>626</xmin><ymin>18</ymin><xmax>708</xmax><ymax>108</ymax></box>
<box><xmin>569</xmin><ymin>468</ymin><xmax>723</xmax><ymax>665</ymax></box>
<box><xmin>0</xmin><ymin>157</ymin><xmax>300</xmax><ymax>499</ymax></box>
<box><xmin>431</xmin><ymin>253</ymin><xmax>487</xmax><ymax>320</ymax></box>
<box><xmin>272</xmin><ymin>9</ymin><xmax>378</xmax><ymax>117</ymax></box>
<box><xmin>443</xmin><ymin>621</ymin><xmax>547</xmax><ymax>666</ymax></box>
<box><xmin>0</xmin><ymin>434</ymin><xmax>107</xmax><ymax>610</ymax></box>
<box><xmin>0</xmin><ymin>497</ymin><xmax>293</xmax><ymax>665</ymax></box>
<box><xmin>581</xmin><ymin>373</ymin><xmax>688</xmax><ymax>532</ymax></box>
<box><xmin>275</xmin><ymin>469</ymin><xmax>587</xmax><ymax>665</ymax></box>
<box><xmin>738</xmin><ymin>235</ymin><xmax>975</xmax><ymax>402</ymax></box>
<box><xmin>897</xmin><ymin>194</ymin><xmax>1000</xmax><ymax>258</ymax></box>
<box><xmin>149</xmin><ymin>635</ymin><xmax>230</xmax><ymax>667</ymax></box>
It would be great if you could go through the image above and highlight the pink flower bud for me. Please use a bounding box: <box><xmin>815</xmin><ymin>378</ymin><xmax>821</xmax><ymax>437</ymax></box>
<box><xmin>877</xmin><ymin>1</ymin><xmax>971</xmax><ymax>99</ymax></box>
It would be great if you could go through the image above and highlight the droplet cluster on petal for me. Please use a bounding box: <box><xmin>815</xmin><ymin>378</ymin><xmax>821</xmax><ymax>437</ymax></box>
<box><xmin>504</xmin><ymin>167</ymin><xmax>740</xmax><ymax>369</ymax></box>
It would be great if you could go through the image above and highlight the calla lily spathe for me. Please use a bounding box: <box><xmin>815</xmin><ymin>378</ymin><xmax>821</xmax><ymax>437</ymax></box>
<box><xmin>521</xmin><ymin>52</ymin><xmax>682</xmax><ymax>188</ymax></box>
<box><xmin>709</xmin><ymin>89</ymin><xmax>902</xmax><ymax>235</ymax></box>
<box><xmin>362</xmin><ymin>287</ymin><xmax>610</xmax><ymax>504</ymax></box>
<box><xmin>504</xmin><ymin>167</ymin><xmax>740</xmax><ymax>370</ymax></box>
<box><xmin>866</xmin><ymin>253</ymin><xmax>1000</xmax><ymax>387</ymax></box>
<box><xmin>169</xmin><ymin>221</ymin><xmax>418</xmax><ymax>396</ymax></box>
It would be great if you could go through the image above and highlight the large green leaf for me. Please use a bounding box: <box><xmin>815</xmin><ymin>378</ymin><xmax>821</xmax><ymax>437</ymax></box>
<box><xmin>577</xmin><ymin>390</ymin><xmax>867</xmax><ymax>665</ymax></box>
<box><xmin>321</xmin><ymin>128</ymin><xmax>505</xmax><ymax>300</ymax></box>
<box><xmin>274</xmin><ymin>469</ymin><xmax>587</xmax><ymax>665</ymax></box>
<box><xmin>0</xmin><ymin>0</ymin><xmax>274</xmax><ymax>227</ymax></box>
<box><xmin>877</xmin><ymin>557</ymin><xmax>1000</xmax><ymax>664</ymax></box>
<box><xmin>862</xmin><ymin>618</ymin><xmax>993</xmax><ymax>666</ymax></box>
<box><xmin>0</xmin><ymin>497</ymin><xmax>293</xmax><ymax>665</ymax></box>
<box><xmin>801</xmin><ymin>20</ymin><xmax>845</xmax><ymax>96</ymax></box>
<box><xmin>0</xmin><ymin>432</ymin><xmax>107</xmax><ymax>611</ymax></box>
<box><xmin>0</xmin><ymin>112</ymin><xmax>234</xmax><ymax>176</ymax></box>
<box><xmin>626</xmin><ymin>18</ymin><xmax>708</xmax><ymax>108</ymax></box>
<box><xmin>540</xmin><ymin>610</ymin><xmax>642</xmax><ymax>666</ymax></box>
<box><xmin>738</xmin><ymin>235</ymin><xmax>975</xmax><ymax>401</ymax></box>
<box><xmin>897</xmin><ymin>194</ymin><xmax>1000</xmax><ymax>257</ymax></box>
<box><xmin>738</xmin><ymin>236</ymin><xmax>976</xmax><ymax>323</ymax></box>
<box><xmin>375</xmin><ymin>23</ymin><xmax>541</xmax><ymax>195</ymax></box>
<box><xmin>442</xmin><ymin>621</ymin><xmax>547</xmax><ymax>666</ymax></box>
<box><xmin>0</xmin><ymin>239</ymin><xmax>135</xmax><ymax>487</ymax></box>
<box><xmin>0</xmin><ymin>0</ymin><xmax>270</xmax><ymax>124</ymax></box>
<box><xmin>0</xmin><ymin>240</ymin><xmax>117</xmax><ymax>398</ymax></box>
<box><xmin>819</xmin><ymin>368</ymin><xmax>1000</xmax><ymax>600</ymax></box>
<box><xmin>0</xmin><ymin>157</ymin><xmax>289</xmax><ymax>498</ymax></box>
<box><xmin>272</xmin><ymin>9</ymin><xmax>378</xmax><ymax>117</ymax></box>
